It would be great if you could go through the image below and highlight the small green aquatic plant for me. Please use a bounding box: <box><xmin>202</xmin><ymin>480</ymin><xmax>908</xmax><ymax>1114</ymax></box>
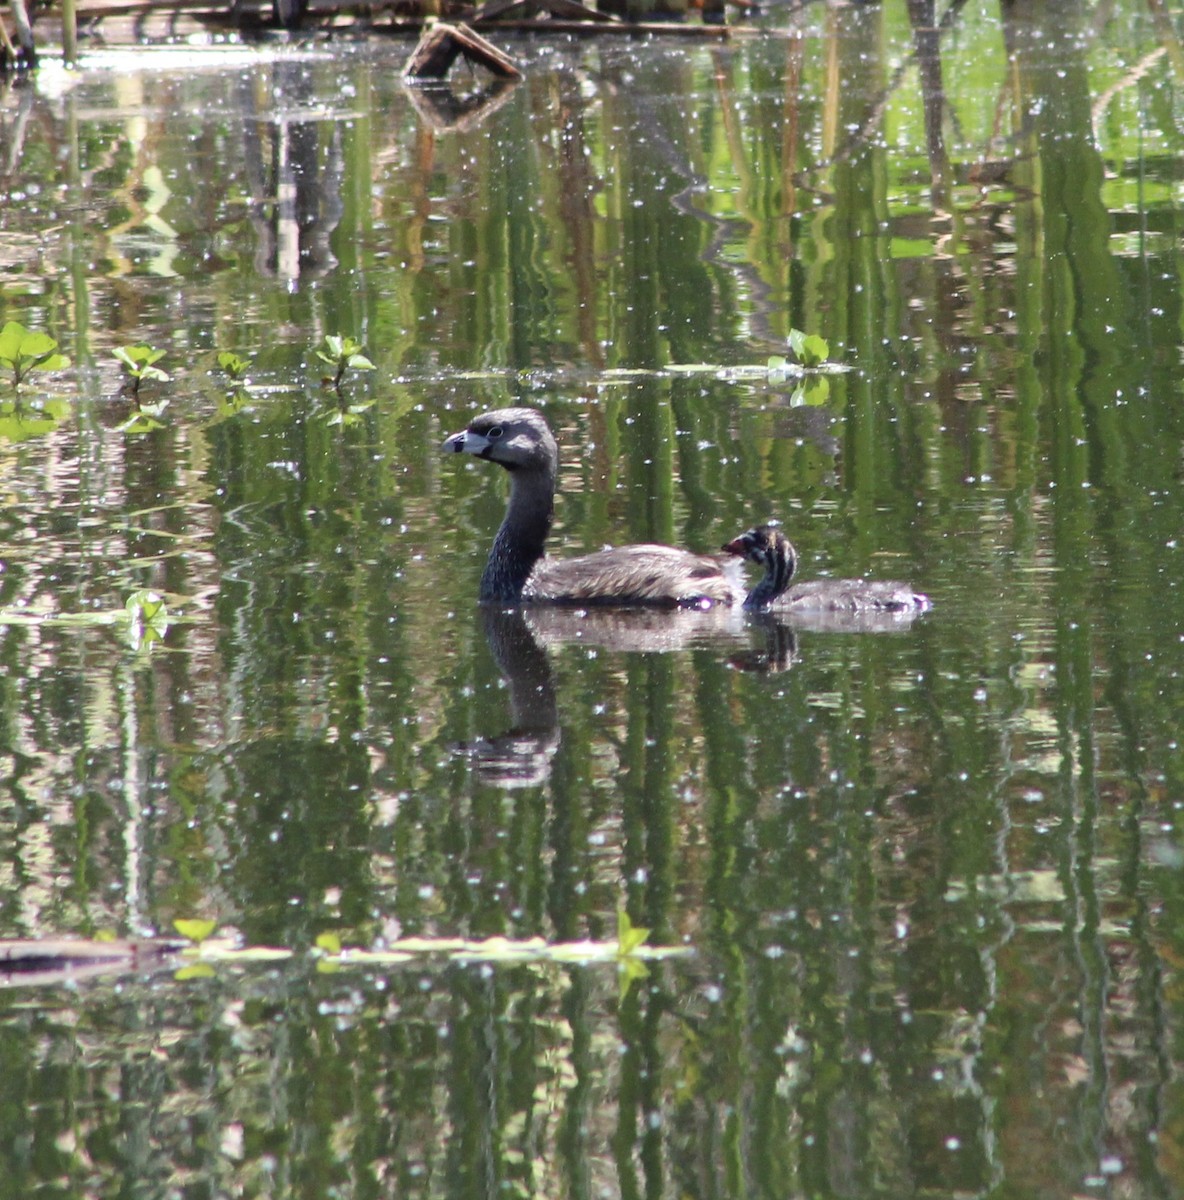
<box><xmin>315</xmin><ymin>334</ymin><xmax>375</xmax><ymax>393</ymax></box>
<box><xmin>115</xmin><ymin>344</ymin><xmax>171</xmax><ymax>398</ymax></box>
<box><xmin>125</xmin><ymin>589</ymin><xmax>170</xmax><ymax>648</ymax></box>
<box><xmin>787</xmin><ymin>327</ymin><xmax>830</xmax><ymax>368</ymax></box>
<box><xmin>210</xmin><ymin>350</ymin><xmax>252</xmax><ymax>421</ymax></box>
<box><xmin>766</xmin><ymin>329</ymin><xmax>833</xmax><ymax>407</ymax></box>
<box><xmin>114</xmin><ymin>344</ymin><xmax>171</xmax><ymax>431</ymax></box>
<box><xmin>616</xmin><ymin>908</ymin><xmax>652</xmax><ymax>998</ymax></box>
<box><xmin>767</xmin><ymin>329</ymin><xmax>831</xmax><ymax>379</ymax></box>
<box><xmin>215</xmin><ymin>351</ymin><xmax>250</xmax><ymax>382</ymax></box>
<box><xmin>0</xmin><ymin>321</ymin><xmax>70</xmax><ymax>387</ymax></box>
<box><xmin>314</xmin><ymin>334</ymin><xmax>376</xmax><ymax>425</ymax></box>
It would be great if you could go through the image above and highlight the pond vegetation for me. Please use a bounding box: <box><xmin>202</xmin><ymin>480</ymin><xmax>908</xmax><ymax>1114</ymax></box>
<box><xmin>2</xmin><ymin>0</ymin><xmax>1184</xmax><ymax>1195</ymax></box>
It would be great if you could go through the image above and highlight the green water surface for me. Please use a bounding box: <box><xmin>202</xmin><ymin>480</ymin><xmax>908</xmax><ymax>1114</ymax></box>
<box><xmin>1</xmin><ymin>0</ymin><xmax>1184</xmax><ymax>1194</ymax></box>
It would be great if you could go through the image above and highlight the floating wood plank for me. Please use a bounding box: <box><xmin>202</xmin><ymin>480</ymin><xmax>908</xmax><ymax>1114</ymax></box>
<box><xmin>542</xmin><ymin>0</ymin><xmax>620</xmax><ymax>19</ymax></box>
<box><xmin>0</xmin><ymin>936</ymin><xmax>186</xmax><ymax>968</ymax></box>
<box><xmin>468</xmin><ymin>0</ymin><xmax>619</xmax><ymax>23</ymax></box>
<box><xmin>456</xmin><ymin>17</ymin><xmax>736</xmax><ymax>34</ymax></box>
<box><xmin>403</xmin><ymin>21</ymin><xmax>521</xmax><ymax>80</ymax></box>
<box><xmin>11</xmin><ymin>0</ymin><xmax>741</xmax><ymax>61</ymax></box>
<box><xmin>0</xmin><ymin>937</ymin><xmax>187</xmax><ymax>989</ymax></box>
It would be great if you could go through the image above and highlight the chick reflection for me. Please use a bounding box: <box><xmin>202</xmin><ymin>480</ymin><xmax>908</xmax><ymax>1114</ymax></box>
<box><xmin>724</xmin><ymin>614</ymin><xmax>797</xmax><ymax>674</ymax></box>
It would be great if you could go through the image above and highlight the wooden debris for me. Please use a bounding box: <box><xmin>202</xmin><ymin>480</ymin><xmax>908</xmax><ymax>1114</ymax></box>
<box><xmin>10</xmin><ymin>0</ymin><xmax>741</xmax><ymax>61</ymax></box>
<box><xmin>468</xmin><ymin>0</ymin><xmax>619</xmax><ymax>23</ymax></box>
<box><xmin>403</xmin><ymin>20</ymin><xmax>521</xmax><ymax>80</ymax></box>
<box><xmin>0</xmin><ymin>0</ymin><xmax>36</xmax><ymax>68</ymax></box>
<box><xmin>0</xmin><ymin>937</ymin><xmax>187</xmax><ymax>989</ymax></box>
<box><xmin>403</xmin><ymin>75</ymin><xmax>519</xmax><ymax>131</ymax></box>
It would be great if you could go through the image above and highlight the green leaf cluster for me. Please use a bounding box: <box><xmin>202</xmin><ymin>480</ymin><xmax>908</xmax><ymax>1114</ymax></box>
<box><xmin>215</xmin><ymin>351</ymin><xmax>250</xmax><ymax>381</ymax></box>
<box><xmin>315</xmin><ymin>334</ymin><xmax>375</xmax><ymax>374</ymax></box>
<box><xmin>316</xmin><ymin>334</ymin><xmax>376</xmax><ymax>400</ymax></box>
<box><xmin>114</xmin><ymin>344</ymin><xmax>171</xmax><ymax>383</ymax></box>
<box><xmin>0</xmin><ymin>321</ymin><xmax>70</xmax><ymax>386</ymax></box>
<box><xmin>787</xmin><ymin>328</ymin><xmax>830</xmax><ymax>368</ymax></box>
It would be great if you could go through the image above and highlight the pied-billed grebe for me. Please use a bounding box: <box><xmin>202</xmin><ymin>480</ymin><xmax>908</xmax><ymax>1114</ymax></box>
<box><xmin>442</xmin><ymin>407</ymin><xmax>746</xmax><ymax>606</ymax></box>
<box><xmin>722</xmin><ymin>524</ymin><xmax>931</xmax><ymax>613</ymax></box>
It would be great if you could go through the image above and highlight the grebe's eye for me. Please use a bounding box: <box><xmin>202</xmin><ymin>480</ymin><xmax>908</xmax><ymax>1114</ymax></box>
<box><xmin>487</xmin><ymin>425</ymin><xmax>504</xmax><ymax>439</ymax></box>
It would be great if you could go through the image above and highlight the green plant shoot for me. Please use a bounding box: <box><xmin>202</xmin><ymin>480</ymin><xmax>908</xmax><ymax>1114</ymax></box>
<box><xmin>0</xmin><ymin>321</ymin><xmax>70</xmax><ymax>386</ymax></box>
<box><xmin>616</xmin><ymin>909</ymin><xmax>651</xmax><ymax>999</ymax></box>
<box><xmin>215</xmin><ymin>351</ymin><xmax>250</xmax><ymax>381</ymax></box>
<box><xmin>315</xmin><ymin>334</ymin><xmax>375</xmax><ymax>391</ymax></box>
<box><xmin>114</xmin><ymin>344</ymin><xmax>171</xmax><ymax>397</ymax></box>
<box><xmin>787</xmin><ymin>328</ymin><xmax>830</xmax><ymax>368</ymax></box>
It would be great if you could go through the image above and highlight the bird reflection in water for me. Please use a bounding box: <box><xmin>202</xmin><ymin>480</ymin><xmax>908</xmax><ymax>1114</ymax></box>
<box><xmin>451</xmin><ymin>606</ymin><xmax>803</xmax><ymax>789</ymax></box>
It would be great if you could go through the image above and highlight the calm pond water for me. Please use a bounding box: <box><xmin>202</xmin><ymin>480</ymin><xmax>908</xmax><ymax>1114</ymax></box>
<box><xmin>3</xmin><ymin>0</ymin><xmax>1184</xmax><ymax>1194</ymax></box>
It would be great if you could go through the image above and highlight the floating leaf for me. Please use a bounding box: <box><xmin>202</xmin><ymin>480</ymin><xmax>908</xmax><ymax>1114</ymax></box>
<box><xmin>788</xmin><ymin>329</ymin><xmax>830</xmax><ymax>368</ymax></box>
<box><xmin>175</xmin><ymin>962</ymin><xmax>217</xmax><ymax>980</ymax></box>
<box><xmin>117</xmin><ymin>413</ymin><xmax>167</xmax><ymax>434</ymax></box>
<box><xmin>617</xmin><ymin>909</ymin><xmax>650</xmax><ymax>957</ymax></box>
<box><xmin>125</xmin><ymin>590</ymin><xmax>168</xmax><ymax>623</ymax></box>
<box><xmin>766</xmin><ymin>354</ymin><xmax>795</xmax><ymax>384</ymax></box>
<box><xmin>315</xmin><ymin>931</ymin><xmax>342</xmax><ymax>955</ymax></box>
<box><xmin>174</xmin><ymin>918</ymin><xmax>217</xmax><ymax>944</ymax></box>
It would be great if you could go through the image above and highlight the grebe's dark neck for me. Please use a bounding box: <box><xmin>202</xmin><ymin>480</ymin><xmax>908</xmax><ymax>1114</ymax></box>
<box><xmin>479</xmin><ymin>463</ymin><xmax>556</xmax><ymax>603</ymax></box>
<box><xmin>744</xmin><ymin>536</ymin><xmax>796</xmax><ymax>609</ymax></box>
